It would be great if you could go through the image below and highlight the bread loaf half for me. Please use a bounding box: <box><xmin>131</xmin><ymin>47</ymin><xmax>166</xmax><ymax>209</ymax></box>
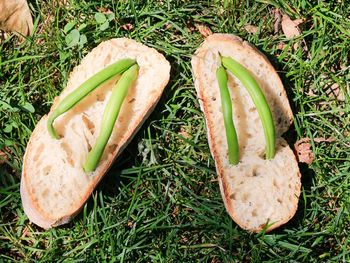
<box><xmin>21</xmin><ymin>38</ymin><xmax>171</xmax><ymax>229</ymax></box>
<box><xmin>191</xmin><ymin>34</ymin><xmax>301</xmax><ymax>232</ymax></box>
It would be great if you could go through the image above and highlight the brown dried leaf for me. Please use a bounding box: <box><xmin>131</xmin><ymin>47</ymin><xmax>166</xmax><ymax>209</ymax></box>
<box><xmin>97</xmin><ymin>7</ymin><xmax>113</xmax><ymax>14</ymax></box>
<box><xmin>195</xmin><ymin>23</ymin><xmax>213</xmax><ymax>38</ymax></box>
<box><xmin>21</xmin><ymin>226</ymin><xmax>30</xmax><ymax>238</ymax></box>
<box><xmin>180</xmin><ymin>236</ymin><xmax>189</xmax><ymax>244</ymax></box>
<box><xmin>313</xmin><ymin>137</ymin><xmax>336</xmax><ymax>143</ymax></box>
<box><xmin>179</xmin><ymin>127</ymin><xmax>190</xmax><ymax>139</ymax></box>
<box><xmin>281</xmin><ymin>14</ymin><xmax>301</xmax><ymax>39</ymax></box>
<box><xmin>0</xmin><ymin>149</ymin><xmax>8</xmax><ymax>164</ymax></box>
<box><xmin>172</xmin><ymin>206</ymin><xmax>180</xmax><ymax>218</ymax></box>
<box><xmin>187</xmin><ymin>22</ymin><xmax>196</xmax><ymax>33</ymax></box>
<box><xmin>273</xmin><ymin>11</ymin><xmax>308</xmax><ymax>53</ymax></box>
<box><xmin>272</xmin><ymin>8</ymin><xmax>282</xmax><ymax>34</ymax></box>
<box><xmin>165</xmin><ymin>23</ymin><xmax>172</xmax><ymax>30</ymax></box>
<box><xmin>56</xmin><ymin>0</ymin><xmax>68</xmax><ymax>5</ymax></box>
<box><xmin>121</xmin><ymin>23</ymin><xmax>133</xmax><ymax>31</ymax></box>
<box><xmin>293</xmin><ymin>19</ymin><xmax>304</xmax><ymax>26</ymax></box>
<box><xmin>281</xmin><ymin>14</ymin><xmax>305</xmax><ymax>50</ymax></box>
<box><xmin>306</xmin><ymin>88</ymin><xmax>317</xmax><ymax>97</ymax></box>
<box><xmin>244</xmin><ymin>24</ymin><xmax>258</xmax><ymax>34</ymax></box>
<box><xmin>0</xmin><ymin>0</ymin><xmax>33</xmax><ymax>36</ymax></box>
<box><xmin>328</xmin><ymin>83</ymin><xmax>345</xmax><ymax>101</ymax></box>
<box><xmin>294</xmin><ymin>138</ymin><xmax>314</xmax><ymax>164</ymax></box>
<box><xmin>276</xmin><ymin>42</ymin><xmax>287</xmax><ymax>50</ymax></box>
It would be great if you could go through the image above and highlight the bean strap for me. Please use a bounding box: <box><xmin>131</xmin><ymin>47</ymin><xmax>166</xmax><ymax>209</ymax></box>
<box><xmin>216</xmin><ymin>65</ymin><xmax>239</xmax><ymax>165</ymax></box>
<box><xmin>83</xmin><ymin>64</ymin><xmax>139</xmax><ymax>172</ymax></box>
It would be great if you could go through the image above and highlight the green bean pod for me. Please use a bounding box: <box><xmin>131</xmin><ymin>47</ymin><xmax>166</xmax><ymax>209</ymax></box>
<box><xmin>216</xmin><ymin>65</ymin><xmax>239</xmax><ymax>165</ymax></box>
<box><xmin>47</xmin><ymin>58</ymin><xmax>136</xmax><ymax>139</ymax></box>
<box><xmin>83</xmin><ymin>64</ymin><xmax>139</xmax><ymax>172</ymax></box>
<box><xmin>221</xmin><ymin>56</ymin><xmax>276</xmax><ymax>159</ymax></box>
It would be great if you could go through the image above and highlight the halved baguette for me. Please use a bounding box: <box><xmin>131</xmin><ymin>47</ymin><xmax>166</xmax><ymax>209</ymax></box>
<box><xmin>21</xmin><ymin>38</ymin><xmax>170</xmax><ymax>229</ymax></box>
<box><xmin>191</xmin><ymin>34</ymin><xmax>301</xmax><ymax>232</ymax></box>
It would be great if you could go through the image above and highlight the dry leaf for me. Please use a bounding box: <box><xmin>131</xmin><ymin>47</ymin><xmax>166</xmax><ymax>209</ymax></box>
<box><xmin>57</xmin><ymin>0</ymin><xmax>68</xmax><ymax>5</ymax></box>
<box><xmin>195</xmin><ymin>23</ymin><xmax>213</xmax><ymax>38</ymax></box>
<box><xmin>181</xmin><ymin>235</ymin><xmax>189</xmax><ymax>244</ymax></box>
<box><xmin>121</xmin><ymin>23</ymin><xmax>133</xmax><ymax>31</ymax></box>
<box><xmin>179</xmin><ymin>127</ymin><xmax>190</xmax><ymax>139</ymax></box>
<box><xmin>0</xmin><ymin>0</ymin><xmax>33</xmax><ymax>37</ymax></box>
<box><xmin>313</xmin><ymin>137</ymin><xmax>336</xmax><ymax>143</ymax></box>
<box><xmin>306</xmin><ymin>90</ymin><xmax>317</xmax><ymax>97</ymax></box>
<box><xmin>327</xmin><ymin>83</ymin><xmax>345</xmax><ymax>101</ymax></box>
<box><xmin>0</xmin><ymin>149</ymin><xmax>8</xmax><ymax>164</ymax></box>
<box><xmin>172</xmin><ymin>206</ymin><xmax>180</xmax><ymax>218</ymax></box>
<box><xmin>272</xmin><ymin>8</ymin><xmax>282</xmax><ymax>34</ymax></box>
<box><xmin>244</xmin><ymin>24</ymin><xmax>258</xmax><ymax>34</ymax></box>
<box><xmin>276</xmin><ymin>42</ymin><xmax>287</xmax><ymax>50</ymax></box>
<box><xmin>97</xmin><ymin>7</ymin><xmax>113</xmax><ymax>14</ymax></box>
<box><xmin>21</xmin><ymin>226</ymin><xmax>30</xmax><ymax>238</ymax></box>
<box><xmin>293</xmin><ymin>19</ymin><xmax>304</xmax><ymax>26</ymax></box>
<box><xmin>281</xmin><ymin>14</ymin><xmax>301</xmax><ymax>39</ymax></box>
<box><xmin>294</xmin><ymin>138</ymin><xmax>314</xmax><ymax>164</ymax></box>
<box><xmin>186</xmin><ymin>22</ymin><xmax>196</xmax><ymax>33</ymax></box>
<box><xmin>273</xmin><ymin>10</ymin><xmax>308</xmax><ymax>53</ymax></box>
<box><xmin>294</xmin><ymin>137</ymin><xmax>335</xmax><ymax>164</ymax></box>
<box><xmin>281</xmin><ymin>14</ymin><xmax>305</xmax><ymax>50</ymax></box>
<box><xmin>165</xmin><ymin>23</ymin><xmax>172</xmax><ymax>30</ymax></box>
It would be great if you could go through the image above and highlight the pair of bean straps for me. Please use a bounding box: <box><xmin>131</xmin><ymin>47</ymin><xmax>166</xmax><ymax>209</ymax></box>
<box><xmin>217</xmin><ymin>56</ymin><xmax>276</xmax><ymax>164</ymax></box>
<box><xmin>47</xmin><ymin>56</ymin><xmax>276</xmax><ymax>172</ymax></box>
<box><xmin>47</xmin><ymin>58</ymin><xmax>138</xmax><ymax>172</ymax></box>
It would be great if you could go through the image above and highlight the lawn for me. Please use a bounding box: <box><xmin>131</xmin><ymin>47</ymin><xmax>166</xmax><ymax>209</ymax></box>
<box><xmin>1</xmin><ymin>0</ymin><xmax>350</xmax><ymax>261</ymax></box>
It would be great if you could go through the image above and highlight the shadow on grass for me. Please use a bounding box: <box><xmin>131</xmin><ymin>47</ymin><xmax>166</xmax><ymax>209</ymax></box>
<box><xmin>256</xmin><ymin>47</ymin><xmax>315</xmax><ymax>233</ymax></box>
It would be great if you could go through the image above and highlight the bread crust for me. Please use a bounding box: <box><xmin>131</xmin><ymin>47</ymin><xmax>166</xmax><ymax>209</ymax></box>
<box><xmin>21</xmin><ymin>38</ymin><xmax>170</xmax><ymax>229</ymax></box>
<box><xmin>191</xmin><ymin>34</ymin><xmax>301</xmax><ymax>232</ymax></box>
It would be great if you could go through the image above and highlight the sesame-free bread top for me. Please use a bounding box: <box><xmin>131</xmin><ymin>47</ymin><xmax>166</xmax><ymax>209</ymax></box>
<box><xmin>21</xmin><ymin>38</ymin><xmax>171</xmax><ymax>229</ymax></box>
<box><xmin>191</xmin><ymin>34</ymin><xmax>301</xmax><ymax>232</ymax></box>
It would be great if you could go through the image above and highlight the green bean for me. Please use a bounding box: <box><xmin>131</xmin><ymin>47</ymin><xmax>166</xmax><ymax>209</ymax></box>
<box><xmin>216</xmin><ymin>65</ymin><xmax>239</xmax><ymax>165</ymax></box>
<box><xmin>83</xmin><ymin>64</ymin><xmax>139</xmax><ymax>172</ymax></box>
<box><xmin>47</xmin><ymin>58</ymin><xmax>136</xmax><ymax>139</ymax></box>
<box><xmin>221</xmin><ymin>56</ymin><xmax>276</xmax><ymax>159</ymax></box>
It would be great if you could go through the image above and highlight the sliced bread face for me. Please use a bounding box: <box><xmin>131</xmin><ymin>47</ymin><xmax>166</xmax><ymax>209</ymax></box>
<box><xmin>191</xmin><ymin>34</ymin><xmax>301</xmax><ymax>232</ymax></box>
<box><xmin>21</xmin><ymin>38</ymin><xmax>171</xmax><ymax>229</ymax></box>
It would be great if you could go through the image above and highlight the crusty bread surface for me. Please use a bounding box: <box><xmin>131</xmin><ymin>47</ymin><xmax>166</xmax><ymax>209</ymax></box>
<box><xmin>191</xmin><ymin>34</ymin><xmax>301</xmax><ymax>232</ymax></box>
<box><xmin>21</xmin><ymin>38</ymin><xmax>170</xmax><ymax>229</ymax></box>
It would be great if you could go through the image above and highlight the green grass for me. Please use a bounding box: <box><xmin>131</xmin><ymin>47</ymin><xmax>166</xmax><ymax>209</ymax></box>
<box><xmin>1</xmin><ymin>0</ymin><xmax>350</xmax><ymax>261</ymax></box>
